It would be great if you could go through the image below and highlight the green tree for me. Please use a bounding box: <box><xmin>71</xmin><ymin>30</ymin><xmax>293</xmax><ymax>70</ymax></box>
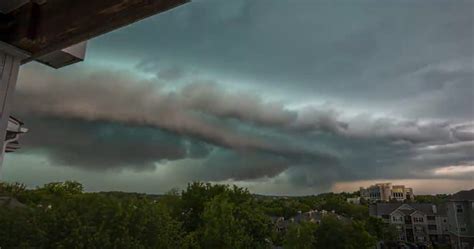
<box><xmin>0</xmin><ymin>181</ymin><xmax>27</xmax><ymax>196</ymax></box>
<box><xmin>345</xmin><ymin>221</ymin><xmax>377</xmax><ymax>249</ymax></box>
<box><xmin>365</xmin><ymin>216</ymin><xmax>398</xmax><ymax>241</ymax></box>
<box><xmin>283</xmin><ymin>222</ymin><xmax>317</xmax><ymax>249</ymax></box>
<box><xmin>313</xmin><ymin>216</ymin><xmax>376</xmax><ymax>249</ymax></box>
<box><xmin>201</xmin><ymin>193</ymin><xmax>250</xmax><ymax>248</ymax></box>
<box><xmin>195</xmin><ymin>185</ymin><xmax>271</xmax><ymax>249</ymax></box>
<box><xmin>415</xmin><ymin>194</ymin><xmax>449</xmax><ymax>204</ymax></box>
<box><xmin>0</xmin><ymin>182</ymin><xmax>189</xmax><ymax>249</ymax></box>
<box><xmin>39</xmin><ymin>181</ymin><xmax>84</xmax><ymax>196</ymax></box>
<box><xmin>180</xmin><ymin>182</ymin><xmax>230</xmax><ymax>232</ymax></box>
<box><xmin>0</xmin><ymin>207</ymin><xmax>44</xmax><ymax>248</ymax></box>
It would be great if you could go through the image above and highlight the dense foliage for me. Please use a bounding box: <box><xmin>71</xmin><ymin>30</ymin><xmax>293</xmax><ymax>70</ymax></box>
<box><xmin>414</xmin><ymin>194</ymin><xmax>450</xmax><ymax>204</ymax></box>
<box><xmin>268</xmin><ymin>193</ymin><xmax>397</xmax><ymax>249</ymax></box>
<box><xmin>0</xmin><ymin>181</ymin><xmax>395</xmax><ymax>249</ymax></box>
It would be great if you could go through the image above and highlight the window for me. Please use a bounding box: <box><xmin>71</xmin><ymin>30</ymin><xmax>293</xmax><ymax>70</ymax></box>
<box><xmin>382</xmin><ymin>215</ymin><xmax>389</xmax><ymax>219</ymax></box>
<box><xmin>392</xmin><ymin>192</ymin><xmax>403</xmax><ymax>198</ymax></box>
<box><xmin>428</xmin><ymin>225</ymin><xmax>437</xmax><ymax>230</ymax></box>
<box><xmin>392</xmin><ymin>216</ymin><xmax>403</xmax><ymax>222</ymax></box>
<box><xmin>427</xmin><ymin>216</ymin><xmax>435</xmax><ymax>221</ymax></box>
<box><xmin>413</xmin><ymin>217</ymin><xmax>424</xmax><ymax>223</ymax></box>
<box><xmin>456</xmin><ymin>204</ymin><xmax>463</xmax><ymax>213</ymax></box>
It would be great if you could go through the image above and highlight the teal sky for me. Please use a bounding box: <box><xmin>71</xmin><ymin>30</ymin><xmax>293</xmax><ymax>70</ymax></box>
<box><xmin>4</xmin><ymin>0</ymin><xmax>473</xmax><ymax>195</ymax></box>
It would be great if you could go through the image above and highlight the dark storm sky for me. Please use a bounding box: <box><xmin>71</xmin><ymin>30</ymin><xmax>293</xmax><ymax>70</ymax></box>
<box><xmin>5</xmin><ymin>0</ymin><xmax>473</xmax><ymax>195</ymax></box>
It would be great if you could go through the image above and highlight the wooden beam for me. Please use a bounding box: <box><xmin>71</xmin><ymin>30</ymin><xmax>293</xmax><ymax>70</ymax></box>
<box><xmin>0</xmin><ymin>0</ymin><xmax>189</xmax><ymax>63</ymax></box>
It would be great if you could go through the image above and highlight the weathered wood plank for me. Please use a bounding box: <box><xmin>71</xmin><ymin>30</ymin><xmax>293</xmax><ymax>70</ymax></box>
<box><xmin>0</xmin><ymin>0</ymin><xmax>189</xmax><ymax>63</ymax></box>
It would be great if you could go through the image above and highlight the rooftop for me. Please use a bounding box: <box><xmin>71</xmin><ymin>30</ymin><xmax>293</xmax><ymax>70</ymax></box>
<box><xmin>0</xmin><ymin>196</ymin><xmax>26</xmax><ymax>209</ymax></box>
<box><xmin>370</xmin><ymin>203</ymin><xmax>447</xmax><ymax>216</ymax></box>
<box><xmin>450</xmin><ymin>189</ymin><xmax>474</xmax><ymax>201</ymax></box>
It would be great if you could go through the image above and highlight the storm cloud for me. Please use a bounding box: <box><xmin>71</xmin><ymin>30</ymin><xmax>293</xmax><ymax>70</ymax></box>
<box><xmin>11</xmin><ymin>66</ymin><xmax>473</xmax><ymax>185</ymax></box>
<box><xmin>5</xmin><ymin>0</ymin><xmax>473</xmax><ymax>194</ymax></box>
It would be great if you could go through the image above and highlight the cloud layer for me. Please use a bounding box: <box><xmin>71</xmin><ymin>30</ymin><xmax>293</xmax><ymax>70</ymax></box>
<box><xmin>6</xmin><ymin>0</ymin><xmax>473</xmax><ymax>194</ymax></box>
<box><xmin>11</xmin><ymin>66</ymin><xmax>473</xmax><ymax>190</ymax></box>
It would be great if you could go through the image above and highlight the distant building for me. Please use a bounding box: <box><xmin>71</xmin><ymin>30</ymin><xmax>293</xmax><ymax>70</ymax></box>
<box><xmin>361</xmin><ymin>183</ymin><xmax>392</xmax><ymax>202</ymax></box>
<box><xmin>370</xmin><ymin>203</ymin><xmax>450</xmax><ymax>246</ymax></box>
<box><xmin>447</xmin><ymin>189</ymin><xmax>474</xmax><ymax>249</ymax></box>
<box><xmin>391</xmin><ymin>185</ymin><xmax>414</xmax><ymax>202</ymax></box>
<box><xmin>360</xmin><ymin>183</ymin><xmax>414</xmax><ymax>202</ymax></box>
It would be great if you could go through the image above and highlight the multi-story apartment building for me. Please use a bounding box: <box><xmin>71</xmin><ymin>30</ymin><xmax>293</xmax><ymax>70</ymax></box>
<box><xmin>370</xmin><ymin>203</ymin><xmax>450</xmax><ymax>246</ymax></box>
<box><xmin>447</xmin><ymin>190</ymin><xmax>474</xmax><ymax>249</ymax></box>
<box><xmin>360</xmin><ymin>183</ymin><xmax>414</xmax><ymax>202</ymax></box>
<box><xmin>361</xmin><ymin>183</ymin><xmax>393</xmax><ymax>202</ymax></box>
<box><xmin>391</xmin><ymin>185</ymin><xmax>414</xmax><ymax>202</ymax></box>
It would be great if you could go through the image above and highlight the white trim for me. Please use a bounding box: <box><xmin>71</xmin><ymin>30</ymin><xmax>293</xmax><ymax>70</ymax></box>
<box><xmin>0</xmin><ymin>51</ymin><xmax>21</xmax><ymax>177</ymax></box>
<box><xmin>390</xmin><ymin>209</ymin><xmax>405</xmax><ymax>216</ymax></box>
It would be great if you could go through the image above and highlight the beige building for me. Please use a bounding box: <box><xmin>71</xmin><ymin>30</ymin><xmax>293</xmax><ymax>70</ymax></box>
<box><xmin>360</xmin><ymin>183</ymin><xmax>414</xmax><ymax>202</ymax></box>
<box><xmin>391</xmin><ymin>185</ymin><xmax>414</xmax><ymax>202</ymax></box>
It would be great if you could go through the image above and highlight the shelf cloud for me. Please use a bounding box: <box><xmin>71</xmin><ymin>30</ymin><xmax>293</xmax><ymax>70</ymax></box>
<box><xmin>6</xmin><ymin>0</ymin><xmax>473</xmax><ymax>194</ymax></box>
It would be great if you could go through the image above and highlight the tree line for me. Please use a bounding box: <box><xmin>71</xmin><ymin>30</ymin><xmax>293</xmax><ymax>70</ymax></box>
<box><xmin>0</xmin><ymin>181</ymin><xmax>396</xmax><ymax>249</ymax></box>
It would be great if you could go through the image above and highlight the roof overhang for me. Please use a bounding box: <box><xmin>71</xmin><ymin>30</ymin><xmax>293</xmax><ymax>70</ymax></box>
<box><xmin>0</xmin><ymin>0</ymin><xmax>29</xmax><ymax>14</ymax></box>
<box><xmin>0</xmin><ymin>0</ymin><xmax>189</xmax><ymax>68</ymax></box>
